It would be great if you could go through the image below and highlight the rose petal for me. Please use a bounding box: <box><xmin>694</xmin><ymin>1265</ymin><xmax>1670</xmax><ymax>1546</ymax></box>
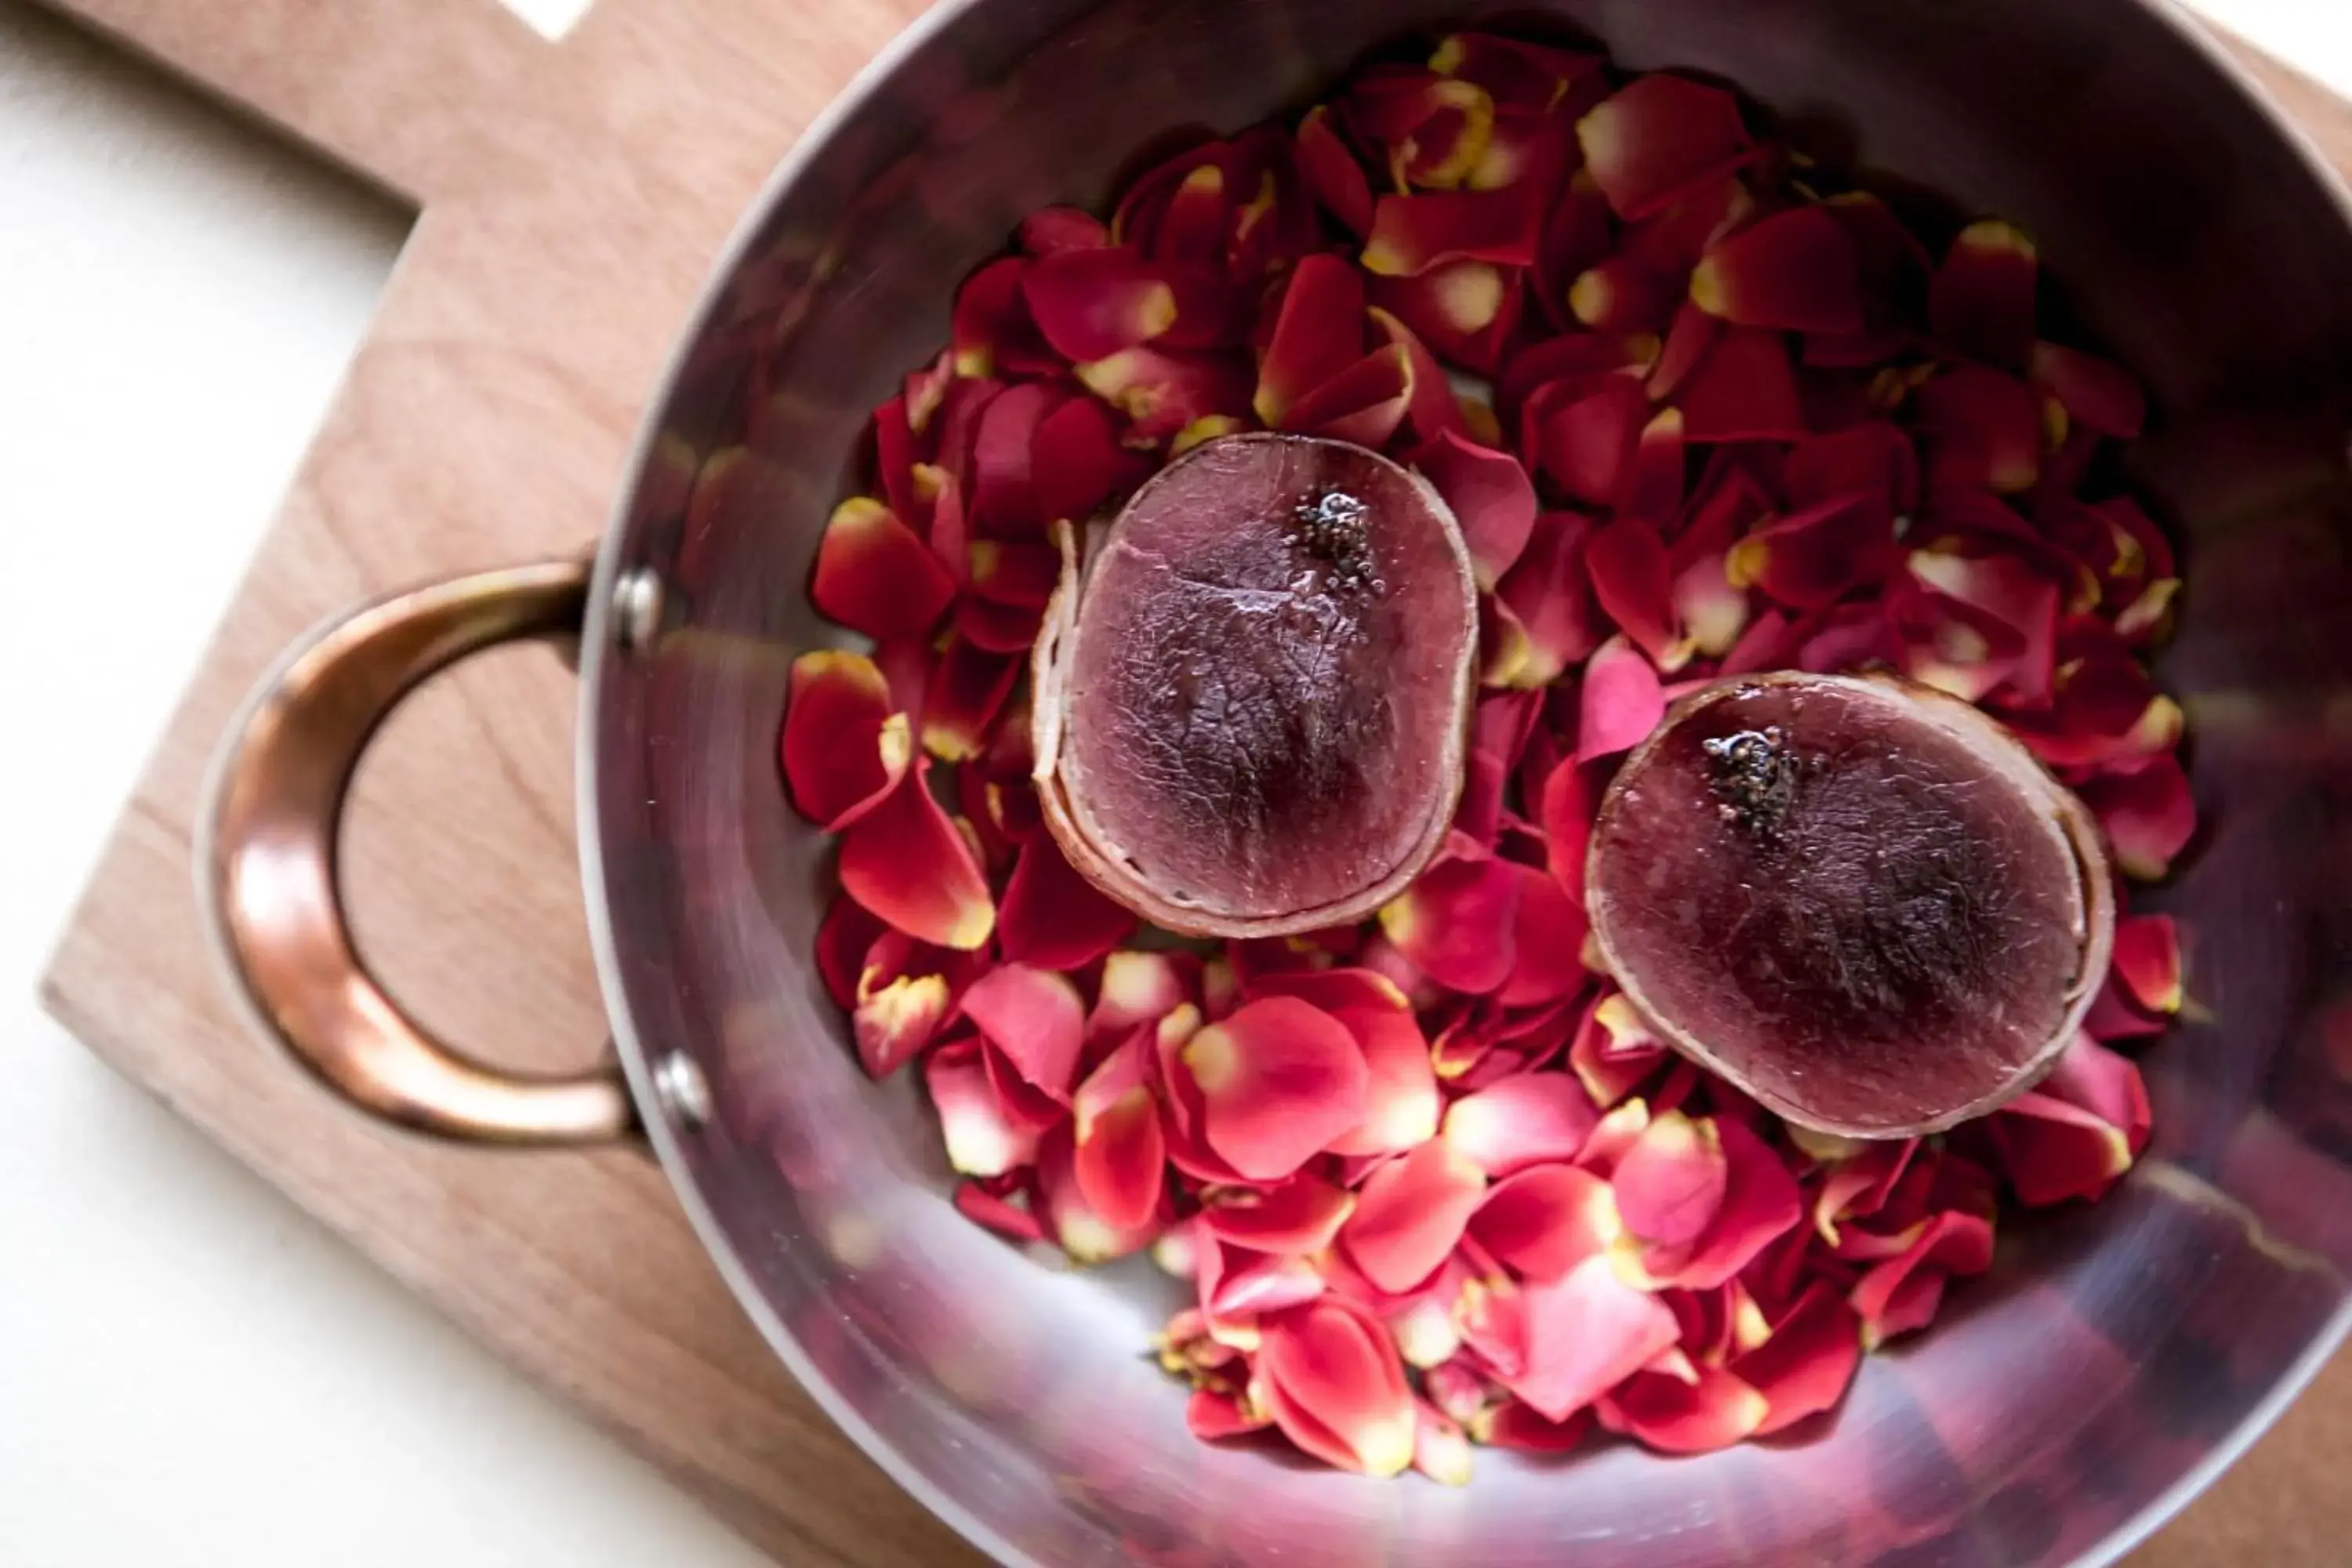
<box><xmin>1327</xmin><ymin>1005</ymin><xmax>1445</xmax><ymax>1157</ymax></box>
<box><xmin>1570</xmin><ymin>254</ymin><xmax>1683</xmax><ymax>335</ymax></box>
<box><xmin>1849</xmin><ymin>1209</ymin><xmax>1994</xmax><ymax>1348</ymax></box>
<box><xmin>1295</xmin><ymin>106</ymin><xmax>1376</xmax><ymax>236</ymax></box>
<box><xmin>1019</xmin><ymin>205</ymin><xmax>1109</xmax><ymax>257</ymax></box>
<box><xmin>1565</xmin><ymin>989</ymin><xmax>1668</xmax><ymax>1111</ymax></box>
<box><xmin>1730</xmin><ymin>1281</ymin><xmax>1864</xmax><ymax>1435</ymax></box>
<box><xmin>1725</xmin><ymin>492</ymin><xmax>1898</xmax><ymax>610</ymax></box>
<box><xmin>1613</xmin><ymin>1109</ymin><xmax>1730</xmax><ymax>1247</ymax></box>
<box><xmin>1253</xmin><ymin>253</ymin><xmax>1367</xmax><ymax>426</ymax></box>
<box><xmin>1076</xmin><ymin>345</ymin><xmax>1254</xmax><ymax>442</ymax></box>
<box><xmin>2081</xmin><ymin>752</ymin><xmax>2196</xmax><ymax>880</ymax></box>
<box><xmin>1675</xmin><ymin>325</ymin><xmax>1808</xmax><ymax>441</ymax></box>
<box><xmin>1497</xmin><ymin>862</ymin><xmax>1592</xmax><ymax>1010</ymax></box>
<box><xmin>961</xmin><ymin>963</ymin><xmax>1087</xmax><ymax>1105</ymax></box>
<box><xmin>1528</xmin><ymin>376</ymin><xmax>1648</xmax><ymax>506</ymax></box>
<box><xmin>1072</xmin><ymin>1029</ymin><xmax>1168</xmax><ymax>1231</ymax></box>
<box><xmin>1362</xmin><ymin>188</ymin><xmax>1544</xmax><ymax>278</ymax></box>
<box><xmin>811</xmin><ymin>497</ymin><xmax>957</xmax><ymax>638</ymax></box>
<box><xmin>838</xmin><ymin>762</ymin><xmax>996</xmax><ymax>950</ymax></box>
<box><xmin>1784</xmin><ymin>421</ymin><xmax>1919</xmax><ymax>512</ymax></box>
<box><xmin>1349</xmin><ymin>67</ymin><xmax>1497</xmax><ymax>191</ymax></box>
<box><xmin>1504</xmin><ymin>1254</ymin><xmax>1682</xmax><ymax>1421</ymax></box>
<box><xmin>1022</xmin><ymin>245</ymin><xmax>1179</xmax><ymax>362</ymax></box>
<box><xmin>968</xmin><ymin>382</ymin><xmax>1064</xmax><ymax>537</ymax></box>
<box><xmin>1577</xmin><ymin>634</ymin><xmax>1667</xmax><ymax>761</ymax></box>
<box><xmin>2031</xmin><ymin>341</ymin><xmax>2146</xmax><ymax>439</ymax></box>
<box><xmin>1412</xmin><ymin>1400</ymin><xmax>1475</xmax><ymax>1486</ymax></box>
<box><xmin>1989</xmin><ymin>1035</ymin><xmax>2151</xmax><ymax>1207</ymax></box>
<box><xmin>1481</xmin><ymin>1399</ymin><xmax>1594</xmax><ymax>1452</ymax></box>
<box><xmin>1038</xmin><ymin>1120</ymin><xmax>1161</xmax><ymax>1264</ymax></box>
<box><xmin>1587</xmin><ymin>517</ymin><xmax>1691</xmax><ymax>672</ymax></box>
<box><xmin>1813</xmin><ymin>1138</ymin><xmax>1918</xmax><ymax>1246</ymax></box>
<box><xmin>782</xmin><ymin>651</ymin><xmax>912</xmax><ymax>831</ymax></box>
<box><xmin>1443</xmin><ymin>1072</ymin><xmax>1601</xmax><ymax>1176</ymax></box>
<box><xmin>1929</xmin><ymin>220</ymin><xmax>2038</xmax><ymax>368</ymax></box>
<box><xmin>1468</xmin><ymin>1163</ymin><xmax>1622</xmax><ymax>1283</ymax></box>
<box><xmin>2111</xmin><ymin>914</ymin><xmax>2184</xmax><ymax>1014</ymax></box>
<box><xmin>1576</xmin><ymin>75</ymin><xmax>1755</xmax><ymax>221</ymax></box>
<box><xmin>925</xmin><ymin>1037</ymin><xmax>1040</xmax><ymax>1177</ymax></box>
<box><xmin>1913</xmin><ymin>365</ymin><xmax>2043</xmax><ymax>494</ymax></box>
<box><xmin>1341</xmin><ymin>1141</ymin><xmax>1490</xmax><ymax>1294</ymax></box>
<box><xmin>1649</xmin><ymin>299</ymin><xmax>1723</xmax><ymax>402</ymax></box>
<box><xmin>1431</xmin><ymin>32</ymin><xmax>1608</xmax><ymax>113</ymax></box>
<box><xmin>1367</xmin><ymin>261</ymin><xmax>1523</xmax><ymax>376</ymax></box>
<box><xmin>951</xmin><ymin>256</ymin><xmax>1059</xmax><ymax>379</ymax></box>
<box><xmin>1692</xmin><ymin>206</ymin><xmax>1864</xmax><ymax>335</ymax></box>
<box><xmin>1639</xmin><ymin>1115</ymin><xmax>1803</xmax><ymax>1289</ymax></box>
<box><xmin>1379</xmin><ymin>844</ymin><xmax>1521</xmax><ymax>993</ymax></box>
<box><xmin>1278</xmin><ymin>344</ymin><xmax>1412</xmax><ymax>448</ymax></box>
<box><xmin>1257</xmin><ymin>1298</ymin><xmax>1418</xmax><ymax>1477</ymax></box>
<box><xmin>815</xmin><ymin>896</ymin><xmax>887</xmax><ymax>1011</ymax></box>
<box><xmin>1186</xmin><ymin>1387</ymin><xmax>1272</xmax><ymax>1442</ymax></box>
<box><xmin>917</xmin><ymin>633</ymin><xmax>1022</xmax><ymax>763</ymax></box>
<box><xmin>1203</xmin><ymin>1173</ymin><xmax>1356</xmax><ymax>1255</ymax></box>
<box><xmin>997</xmin><ymin>835</ymin><xmax>1138</xmax><ymax>971</ymax></box>
<box><xmin>1494</xmin><ymin>511</ymin><xmax>1609</xmax><ymax>688</ymax></box>
<box><xmin>953</xmin><ymin>1179</ymin><xmax>1045</xmax><ymax>1243</ymax></box>
<box><xmin>1181</xmin><ymin>998</ymin><xmax>1370</xmax><ymax>1181</ymax></box>
<box><xmin>1398</xmin><ymin>430</ymin><xmax>1536</xmax><ymax>593</ymax></box>
<box><xmin>1367</xmin><ymin>307</ymin><xmax>1474</xmax><ymax>442</ymax></box>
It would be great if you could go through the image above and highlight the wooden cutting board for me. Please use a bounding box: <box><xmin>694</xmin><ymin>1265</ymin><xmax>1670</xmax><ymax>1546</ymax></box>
<box><xmin>34</xmin><ymin>2</ymin><xmax>2352</xmax><ymax>1562</ymax></box>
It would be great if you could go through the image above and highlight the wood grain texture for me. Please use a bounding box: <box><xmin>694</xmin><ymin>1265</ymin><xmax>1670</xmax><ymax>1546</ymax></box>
<box><xmin>29</xmin><ymin>3</ymin><xmax>2352</xmax><ymax>1563</ymax></box>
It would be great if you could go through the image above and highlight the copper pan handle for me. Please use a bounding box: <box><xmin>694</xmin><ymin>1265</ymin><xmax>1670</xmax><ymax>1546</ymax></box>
<box><xmin>202</xmin><ymin>561</ymin><xmax>637</xmax><ymax>1147</ymax></box>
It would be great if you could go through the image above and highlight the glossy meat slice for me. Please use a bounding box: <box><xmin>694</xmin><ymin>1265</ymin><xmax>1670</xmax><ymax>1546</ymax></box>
<box><xmin>1587</xmin><ymin>672</ymin><xmax>2114</xmax><ymax>1137</ymax></box>
<box><xmin>1033</xmin><ymin>433</ymin><xmax>1477</xmax><ymax>936</ymax></box>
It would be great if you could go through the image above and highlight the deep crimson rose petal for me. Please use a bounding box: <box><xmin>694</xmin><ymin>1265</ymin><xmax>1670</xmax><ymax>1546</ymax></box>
<box><xmin>815</xmin><ymin>895</ymin><xmax>887</xmax><ymax>1011</ymax></box>
<box><xmin>1072</xmin><ymin>1029</ymin><xmax>1167</xmax><ymax>1231</ymax></box>
<box><xmin>1076</xmin><ymin>345</ymin><xmax>1254</xmax><ymax>442</ymax></box>
<box><xmin>1276</xmin><ymin>345</ymin><xmax>1411</xmax><ymax>448</ymax></box>
<box><xmin>1570</xmin><ymin>255</ymin><xmax>1683</xmax><ymax>335</ymax></box>
<box><xmin>1929</xmin><ymin>220</ymin><xmax>2038</xmax><ymax>368</ymax></box>
<box><xmin>2081</xmin><ymin>752</ymin><xmax>2195</xmax><ymax>880</ymax></box>
<box><xmin>1849</xmin><ymin>1209</ymin><xmax>1994</xmax><ymax>1348</ymax></box>
<box><xmin>968</xmin><ymin>382</ymin><xmax>1062</xmax><ymax>537</ymax></box>
<box><xmin>1362</xmin><ymin>188</ymin><xmax>1544</xmax><ymax>277</ymax></box>
<box><xmin>950</xmin><ymin>256</ymin><xmax>1060</xmax><ymax>379</ymax></box>
<box><xmin>1531</xmin><ymin>376</ymin><xmax>1648</xmax><ymax>506</ymax></box>
<box><xmin>1577</xmin><ymin>634</ymin><xmax>1668</xmax><ymax>761</ymax></box>
<box><xmin>1535</xmin><ymin>172</ymin><xmax>1618</xmax><ymax>330</ymax></box>
<box><xmin>837</xmin><ymin>762</ymin><xmax>996</xmax><ymax>950</ymax></box>
<box><xmin>1202</xmin><ymin>1173</ymin><xmax>1357</xmax><ymax>1255</ymax></box>
<box><xmin>1367</xmin><ymin>261</ymin><xmax>1523</xmax><ymax>376</ymax></box>
<box><xmin>1181</xmin><ymin>998</ymin><xmax>1370</xmax><ymax>1181</ymax></box>
<box><xmin>1257</xmin><ymin>1298</ymin><xmax>1418</xmax><ymax>1477</ymax></box>
<box><xmin>1730</xmin><ymin>1281</ymin><xmax>1864</xmax><ymax>1434</ymax></box>
<box><xmin>1443</xmin><ymin>1072</ymin><xmax>1601</xmax><ymax>1177</ymax></box>
<box><xmin>1019</xmin><ymin>205</ymin><xmax>1109</xmax><ymax>256</ymax></box>
<box><xmin>851</xmin><ymin>934</ymin><xmax>977</xmax><ymax>1078</ymax></box>
<box><xmin>1538</xmin><ymin>753</ymin><xmax>1599</xmax><ymax>907</ymax></box>
<box><xmin>1341</xmin><ymin>1140</ymin><xmax>1490</xmax><ymax>1294</ymax></box>
<box><xmin>1497</xmin><ymin>862</ymin><xmax>1592</xmax><ymax>1009</ymax></box>
<box><xmin>1253</xmin><ymin>253</ymin><xmax>1367</xmax><ymax>425</ymax></box>
<box><xmin>1504</xmin><ymin>1254</ymin><xmax>1682</xmax><ymax>1421</ymax></box>
<box><xmin>1586</xmin><ymin>517</ymin><xmax>1689</xmax><ymax>672</ymax></box>
<box><xmin>1641</xmin><ymin>1115</ymin><xmax>1803</xmax><ymax>1289</ymax></box>
<box><xmin>1367</xmin><ymin>306</ymin><xmax>1473</xmax><ymax>442</ymax></box>
<box><xmin>1413</xmin><ymin>430</ymin><xmax>1538</xmax><ymax>591</ymax></box>
<box><xmin>1913</xmin><ymin>365</ymin><xmax>2044</xmax><ymax>494</ymax></box>
<box><xmin>1784</xmin><ymin>421</ymin><xmax>1919</xmax><ymax>511</ymax></box>
<box><xmin>1649</xmin><ymin>300</ymin><xmax>1723</xmax><ymax>402</ymax></box>
<box><xmin>1602</xmin><ymin>1367</ymin><xmax>1770</xmax><ymax>1454</ymax></box>
<box><xmin>1726</xmin><ymin>492</ymin><xmax>1899</xmax><ymax>610</ymax></box>
<box><xmin>1032</xmin><ymin>393</ymin><xmax>1148</xmax><ymax>526</ymax></box>
<box><xmin>997</xmin><ymin>835</ymin><xmax>1138</xmax><ymax>971</ymax></box>
<box><xmin>1295</xmin><ymin>106</ymin><xmax>1377</xmax><ymax>236</ymax></box>
<box><xmin>960</xmin><ymin>963</ymin><xmax>1087</xmax><ymax>1105</ymax></box>
<box><xmin>1431</xmin><ymin>32</ymin><xmax>1607</xmax><ymax>114</ymax></box>
<box><xmin>782</xmin><ymin>651</ymin><xmax>912</xmax><ymax>831</ymax></box>
<box><xmin>2031</xmin><ymin>341</ymin><xmax>2146</xmax><ymax>439</ymax></box>
<box><xmin>1989</xmin><ymin>1034</ymin><xmax>2152</xmax><ymax>1206</ymax></box>
<box><xmin>916</xmin><ymin>633</ymin><xmax>1022</xmax><ymax>763</ymax></box>
<box><xmin>1692</xmin><ymin>206</ymin><xmax>1864</xmax><ymax>335</ymax></box>
<box><xmin>1495</xmin><ymin>511</ymin><xmax>1608</xmax><ymax>688</ymax></box>
<box><xmin>811</xmin><ymin>497</ymin><xmax>957</xmax><ymax>638</ymax></box>
<box><xmin>1023</xmin><ymin>245</ymin><xmax>1179</xmax><ymax>362</ymax></box>
<box><xmin>1675</xmin><ymin>325</ymin><xmax>1808</xmax><ymax>441</ymax></box>
<box><xmin>924</xmin><ymin>1036</ymin><xmax>1040</xmax><ymax>1178</ymax></box>
<box><xmin>1469</xmin><ymin>1163</ymin><xmax>1621</xmax><ymax>1283</ymax></box>
<box><xmin>1612</xmin><ymin>1109</ymin><xmax>1730</xmax><ymax>1247</ymax></box>
<box><xmin>1576</xmin><ymin>75</ymin><xmax>1755</xmax><ymax>220</ymax></box>
<box><xmin>1379</xmin><ymin>842</ymin><xmax>1521</xmax><ymax>993</ymax></box>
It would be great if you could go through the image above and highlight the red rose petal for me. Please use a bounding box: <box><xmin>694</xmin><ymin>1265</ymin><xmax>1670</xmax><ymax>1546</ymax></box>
<box><xmin>1498</xmin><ymin>862</ymin><xmax>1592</xmax><ymax>1009</ymax></box>
<box><xmin>1037</xmin><ymin>1120</ymin><xmax>1162</xmax><ymax>1264</ymax></box>
<box><xmin>1576</xmin><ymin>75</ymin><xmax>1755</xmax><ymax>221</ymax></box>
<box><xmin>1367</xmin><ymin>307</ymin><xmax>1472</xmax><ymax>442</ymax></box>
<box><xmin>1412</xmin><ymin>431</ymin><xmax>1537</xmax><ymax>591</ymax></box>
<box><xmin>1181</xmin><ymin>997</ymin><xmax>1370</xmax><ymax>1181</ymax></box>
<box><xmin>951</xmin><ymin>256</ymin><xmax>1060</xmax><ymax>379</ymax></box>
<box><xmin>1469</xmin><ymin>1163</ymin><xmax>1621</xmax><ymax>1283</ymax></box>
<box><xmin>1675</xmin><ymin>325</ymin><xmax>1808</xmax><ymax>441</ymax></box>
<box><xmin>1257</xmin><ymin>1298</ymin><xmax>1418</xmax><ymax>1477</ymax></box>
<box><xmin>1913</xmin><ymin>365</ymin><xmax>2044</xmax><ymax>494</ymax></box>
<box><xmin>1528</xmin><ymin>375</ymin><xmax>1648</xmax><ymax>506</ymax></box>
<box><xmin>1327</xmin><ymin>1005</ymin><xmax>1445</xmax><ymax>1157</ymax></box>
<box><xmin>997</xmin><ymin>835</ymin><xmax>1138</xmax><ymax>971</ymax></box>
<box><xmin>1202</xmin><ymin>1173</ymin><xmax>1357</xmax><ymax>1255</ymax></box>
<box><xmin>1730</xmin><ymin>1281</ymin><xmax>1864</xmax><ymax>1434</ymax></box>
<box><xmin>1277</xmin><ymin>344</ymin><xmax>1412</xmax><ymax>448</ymax></box>
<box><xmin>953</xmin><ymin>1179</ymin><xmax>1045</xmax><ymax>1243</ymax></box>
<box><xmin>1443</xmin><ymin>1072</ymin><xmax>1601</xmax><ymax>1176</ymax></box>
<box><xmin>1639</xmin><ymin>1115</ymin><xmax>1803</xmax><ymax>1289</ymax></box>
<box><xmin>2081</xmin><ymin>752</ymin><xmax>2196</xmax><ymax>880</ymax></box>
<box><xmin>1431</xmin><ymin>32</ymin><xmax>1607</xmax><ymax>114</ymax></box>
<box><xmin>1929</xmin><ymin>220</ymin><xmax>2038</xmax><ymax>368</ymax></box>
<box><xmin>1989</xmin><ymin>1034</ymin><xmax>2151</xmax><ymax>1206</ymax></box>
<box><xmin>1570</xmin><ymin>254</ymin><xmax>1683</xmax><ymax>335</ymax></box>
<box><xmin>815</xmin><ymin>895</ymin><xmax>887</xmax><ymax>1011</ymax></box>
<box><xmin>1341</xmin><ymin>1140</ymin><xmax>1490</xmax><ymax>1294</ymax></box>
<box><xmin>1072</xmin><ymin>1029</ymin><xmax>1168</xmax><ymax>1231</ymax></box>
<box><xmin>838</xmin><ymin>762</ymin><xmax>996</xmax><ymax>951</ymax></box>
<box><xmin>1378</xmin><ymin>841</ymin><xmax>1521</xmax><ymax>994</ymax></box>
<box><xmin>1020</xmin><ymin>205</ymin><xmax>1109</xmax><ymax>257</ymax></box>
<box><xmin>811</xmin><ymin>496</ymin><xmax>957</xmax><ymax>638</ymax></box>
<box><xmin>1586</xmin><ymin>517</ymin><xmax>1690</xmax><ymax>672</ymax></box>
<box><xmin>1650</xmin><ymin>300</ymin><xmax>1724</xmax><ymax>402</ymax></box>
<box><xmin>1849</xmin><ymin>1208</ymin><xmax>1994</xmax><ymax>1348</ymax></box>
<box><xmin>961</xmin><ymin>963</ymin><xmax>1087</xmax><ymax>1105</ymax></box>
<box><xmin>1295</xmin><ymin>106</ymin><xmax>1376</xmax><ymax>236</ymax></box>
<box><xmin>916</xmin><ymin>633</ymin><xmax>1022</xmax><ymax>763</ymax></box>
<box><xmin>1495</xmin><ymin>510</ymin><xmax>1608</xmax><ymax>689</ymax></box>
<box><xmin>1367</xmin><ymin>260</ymin><xmax>1523</xmax><ymax>376</ymax></box>
<box><xmin>1692</xmin><ymin>206</ymin><xmax>1864</xmax><ymax>335</ymax></box>
<box><xmin>782</xmin><ymin>651</ymin><xmax>912</xmax><ymax>831</ymax></box>
<box><xmin>1362</xmin><ymin>187</ymin><xmax>1544</xmax><ymax>278</ymax></box>
<box><xmin>2111</xmin><ymin>914</ymin><xmax>2184</xmax><ymax>1014</ymax></box>
<box><xmin>1726</xmin><ymin>491</ymin><xmax>1898</xmax><ymax>611</ymax></box>
<box><xmin>2031</xmin><ymin>341</ymin><xmax>2146</xmax><ymax>439</ymax></box>
<box><xmin>1076</xmin><ymin>345</ymin><xmax>1254</xmax><ymax>442</ymax></box>
<box><xmin>1186</xmin><ymin>1387</ymin><xmax>1271</xmax><ymax>1443</ymax></box>
<box><xmin>1253</xmin><ymin>253</ymin><xmax>1367</xmax><ymax>426</ymax></box>
<box><xmin>1023</xmin><ymin>245</ymin><xmax>1179</xmax><ymax>363</ymax></box>
<box><xmin>1784</xmin><ymin>421</ymin><xmax>1919</xmax><ymax>513</ymax></box>
<box><xmin>925</xmin><ymin>1036</ymin><xmax>1040</xmax><ymax>1177</ymax></box>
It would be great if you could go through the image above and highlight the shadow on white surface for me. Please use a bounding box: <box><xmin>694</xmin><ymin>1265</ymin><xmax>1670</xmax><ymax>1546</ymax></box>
<box><xmin>0</xmin><ymin>5</ymin><xmax>761</xmax><ymax>1565</ymax></box>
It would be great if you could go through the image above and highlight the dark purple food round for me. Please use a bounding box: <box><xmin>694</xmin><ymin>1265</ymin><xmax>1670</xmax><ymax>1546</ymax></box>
<box><xmin>1587</xmin><ymin>671</ymin><xmax>2115</xmax><ymax>1138</ymax></box>
<box><xmin>1033</xmin><ymin>432</ymin><xmax>1477</xmax><ymax>937</ymax></box>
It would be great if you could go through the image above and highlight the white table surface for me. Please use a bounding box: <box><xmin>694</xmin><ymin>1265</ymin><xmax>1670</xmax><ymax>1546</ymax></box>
<box><xmin>1</xmin><ymin>1</ymin><xmax>2347</xmax><ymax>1563</ymax></box>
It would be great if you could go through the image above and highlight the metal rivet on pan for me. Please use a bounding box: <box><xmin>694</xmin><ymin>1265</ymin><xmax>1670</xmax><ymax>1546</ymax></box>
<box><xmin>652</xmin><ymin>1051</ymin><xmax>713</xmax><ymax>1128</ymax></box>
<box><xmin>612</xmin><ymin>564</ymin><xmax>665</xmax><ymax>653</ymax></box>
